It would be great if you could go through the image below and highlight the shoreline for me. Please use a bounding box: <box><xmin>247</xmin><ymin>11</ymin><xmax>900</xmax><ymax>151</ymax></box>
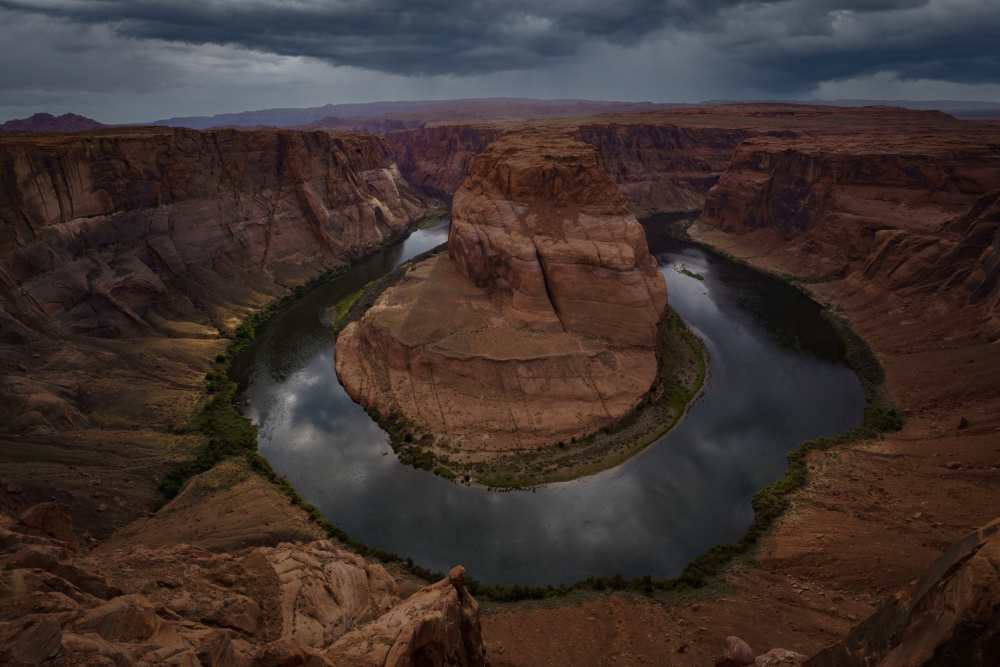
<box><xmin>182</xmin><ymin>216</ymin><xmax>897</xmax><ymax>603</ymax></box>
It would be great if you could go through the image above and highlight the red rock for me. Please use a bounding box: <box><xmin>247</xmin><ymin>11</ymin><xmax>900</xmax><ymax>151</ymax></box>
<box><xmin>716</xmin><ymin>635</ymin><xmax>756</xmax><ymax>666</ymax></box>
<box><xmin>385</xmin><ymin>125</ymin><xmax>506</xmax><ymax>197</ymax></box>
<box><xmin>16</xmin><ymin>503</ymin><xmax>79</xmax><ymax>551</ymax></box>
<box><xmin>4</xmin><ymin>545</ymin><xmax>115</xmax><ymax>599</ymax></box>
<box><xmin>0</xmin><ymin>615</ymin><xmax>63</xmax><ymax>665</ymax></box>
<box><xmin>0</xmin><ymin>127</ymin><xmax>425</xmax><ymax>341</ymax></box>
<box><xmin>337</xmin><ymin>133</ymin><xmax>668</xmax><ymax>449</ymax></box>
<box><xmin>578</xmin><ymin>123</ymin><xmax>754</xmax><ymax>217</ymax></box>
<box><xmin>809</xmin><ymin>518</ymin><xmax>1000</xmax><ymax>666</ymax></box>
<box><xmin>203</xmin><ymin>595</ymin><xmax>261</xmax><ymax>635</ymax></box>
<box><xmin>324</xmin><ymin>569</ymin><xmax>488</xmax><ymax>667</ymax></box>
<box><xmin>252</xmin><ymin>637</ymin><xmax>332</xmax><ymax>667</ymax></box>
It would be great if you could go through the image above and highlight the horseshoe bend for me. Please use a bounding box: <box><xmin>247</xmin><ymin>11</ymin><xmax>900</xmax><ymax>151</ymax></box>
<box><xmin>2</xmin><ymin>103</ymin><xmax>1000</xmax><ymax>666</ymax></box>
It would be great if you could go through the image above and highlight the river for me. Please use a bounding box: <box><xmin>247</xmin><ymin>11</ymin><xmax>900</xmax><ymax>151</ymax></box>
<box><xmin>230</xmin><ymin>215</ymin><xmax>865</xmax><ymax>586</ymax></box>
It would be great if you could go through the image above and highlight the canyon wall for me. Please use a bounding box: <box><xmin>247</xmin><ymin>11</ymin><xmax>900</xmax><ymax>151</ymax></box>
<box><xmin>0</xmin><ymin>127</ymin><xmax>425</xmax><ymax>341</ymax></box>
<box><xmin>0</xmin><ymin>127</ymin><xmax>426</xmax><ymax>532</ymax></box>
<box><xmin>576</xmin><ymin>123</ymin><xmax>754</xmax><ymax>217</ymax></box>
<box><xmin>384</xmin><ymin>125</ymin><xmax>506</xmax><ymax>198</ymax></box>
<box><xmin>699</xmin><ymin>132</ymin><xmax>1000</xmax><ymax>279</ymax></box>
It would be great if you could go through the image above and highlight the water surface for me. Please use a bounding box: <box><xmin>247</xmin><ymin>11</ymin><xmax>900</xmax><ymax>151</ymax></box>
<box><xmin>230</xmin><ymin>216</ymin><xmax>865</xmax><ymax>586</ymax></box>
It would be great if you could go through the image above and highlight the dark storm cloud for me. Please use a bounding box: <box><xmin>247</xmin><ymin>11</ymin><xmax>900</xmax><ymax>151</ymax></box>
<box><xmin>721</xmin><ymin>0</ymin><xmax>1000</xmax><ymax>92</ymax></box>
<box><xmin>0</xmin><ymin>0</ymin><xmax>997</xmax><ymax>95</ymax></box>
<box><xmin>0</xmin><ymin>0</ymin><xmax>703</xmax><ymax>76</ymax></box>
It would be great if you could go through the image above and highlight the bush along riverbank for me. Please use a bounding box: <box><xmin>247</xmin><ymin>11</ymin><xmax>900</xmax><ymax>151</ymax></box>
<box><xmin>160</xmin><ymin>212</ymin><xmax>902</xmax><ymax>607</ymax></box>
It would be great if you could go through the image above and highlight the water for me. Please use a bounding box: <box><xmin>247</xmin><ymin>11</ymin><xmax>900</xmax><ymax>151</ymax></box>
<box><xmin>230</xmin><ymin>215</ymin><xmax>866</xmax><ymax>586</ymax></box>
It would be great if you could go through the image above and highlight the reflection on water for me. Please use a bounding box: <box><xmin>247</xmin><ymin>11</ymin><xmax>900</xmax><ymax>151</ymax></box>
<box><xmin>230</xmin><ymin>215</ymin><xmax>865</xmax><ymax>586</ymax></box>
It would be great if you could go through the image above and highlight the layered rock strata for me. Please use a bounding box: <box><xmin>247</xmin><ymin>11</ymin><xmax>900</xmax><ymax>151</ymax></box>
<box><xmin>700</xmin><ymin>129</ymin><xmax>1000</xmax><ymax>278</ymax></box>
<box><xmin>384</xmin><ymin>125</ymin><xmax>506</xmax><ymax>198</ymax></box>
<box><xmin>0</xmin><ymin>126</ymin><xmax>425</xmax><ymax>534</ymax></box>
<box><xmin>577</xmin><ymin>123</ymin><xmax>754</xmax><ymax>216</ymax></box>
<box><xmin>0</xmin><ymin>127</ymin><xmax>425</xmax><ymax>341</ymax></box>
<box><xmin>336</xmin><ymin>133</ymin><xmax>668</xmax><ymax>450</ymax></box>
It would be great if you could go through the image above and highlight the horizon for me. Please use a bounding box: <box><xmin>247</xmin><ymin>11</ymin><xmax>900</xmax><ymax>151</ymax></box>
<box><xmin>1</xmin><ymin>0</ymin><xmax>997</xmax><ymax>125</ymax></box>
<box><xmin>5</xmin><ymin>95</ymin><xmax>1000</xmax><ymax>128</ymax></box>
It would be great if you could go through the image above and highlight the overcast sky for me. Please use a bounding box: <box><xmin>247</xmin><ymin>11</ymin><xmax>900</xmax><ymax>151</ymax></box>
<box><xmin>1</xmin><ymin>0</ymin><xmax>998</xmax><ymax>124</ymax></box>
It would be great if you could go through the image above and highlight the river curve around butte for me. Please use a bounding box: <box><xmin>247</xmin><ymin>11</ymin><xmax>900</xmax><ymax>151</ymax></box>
<box><xmin>230</xmin><ymin>215</ymin><xmax>866</xmax><ymax>587</ymax></box>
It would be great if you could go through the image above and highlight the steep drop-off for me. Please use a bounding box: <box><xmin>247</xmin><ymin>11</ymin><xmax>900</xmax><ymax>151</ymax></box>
<box><xmin>0</xmin><ymin>127</ymin><xmax>425</xmax><ymax>340</ymax></box>
<box><xmin>336</xmin><ymin>133</ymin><xmax>668</xmax><ymax>459</ymax></box>
<box><xmin>384</xmin><ymin>125</ymin><xmax>506</xmax><ymax>198</ymax></box>
<box><xmin>700</xmin><ymin>130</ymin><xmax>1000</xmax><ymax>279</ymax></box>
<box><xmin>576</xmin><ymin>123</ymin><xmax>754</xmax><ymax>217</ymax></box>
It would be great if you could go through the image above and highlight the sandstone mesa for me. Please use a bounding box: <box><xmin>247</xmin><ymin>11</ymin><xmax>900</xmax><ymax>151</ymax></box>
<box><xmin>335</xmin><ymin>133</ymin><xmax>668</xmax><ymax>453</ymax></box>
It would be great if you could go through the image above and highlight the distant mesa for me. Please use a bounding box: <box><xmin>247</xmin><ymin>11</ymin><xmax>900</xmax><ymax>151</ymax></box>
<box><xmin>0</xmin><ymin>112</ymin><xmax>106</xmax><ymax>132</ymax></box>
<box><xmin>335</xmin><ymin>132</ymin><xmax>669</xmax><ymax>454</ymax></box>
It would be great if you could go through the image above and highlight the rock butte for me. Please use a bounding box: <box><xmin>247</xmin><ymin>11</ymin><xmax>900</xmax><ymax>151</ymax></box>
<box><xmin>336</xmin><ymin>133</ymin><xmax>668</xmax><ymax>450</ymax></box>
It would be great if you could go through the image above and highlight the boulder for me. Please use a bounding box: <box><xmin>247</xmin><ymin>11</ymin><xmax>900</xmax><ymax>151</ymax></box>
<box><xmin>251</xmin><ymin>637</ymin><xmax>332</xmax><ymax>667</ymax></box>
<box><xmin>716</xmin><ymin>635</ymin><xmax>756</xmax><ymax>666</ymax></box>
<box><xmin>0</xmin><ymin>615</ymin><xmax>63</xmax><ymax>666</ymax></box>
<box><xmin>203</xmin><ymin>595</ymin><xmax>261</xmax><ymax>635</ymax></box>
<box><xmin>73</xmin><ymin>594</ymin><xmax>174</xmax><ymax>645</ymax></box>
<box><xmin>249</xmin><ymin>540</ymin><xmax>401</xmax><ymax>649</ymax></box>
<box><xmin>3</xmin><ymin>545</ymin><xmax>116</xmax><ymax>599</ymax></box>
<box><xmin>325</xmin><ymin>566</ymin><xmax>488</xmax><ymax>667</ymax></box>
<box><xmin>16</xmin><ymin>503</ymin><xmax>79</xmax><ymax>551</ymax></box>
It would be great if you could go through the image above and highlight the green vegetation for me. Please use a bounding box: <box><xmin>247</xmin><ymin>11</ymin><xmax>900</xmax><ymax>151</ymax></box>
<box><xmin>676</xmin><ymin>264</ymin><xmax>705</xmax><ymax>281</ymax></box>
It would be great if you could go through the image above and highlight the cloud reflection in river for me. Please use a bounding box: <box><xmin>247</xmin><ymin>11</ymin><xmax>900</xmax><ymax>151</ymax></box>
<box><xmin>233</xmin><ymin>223</ymin><xmax>866</xmax><ymax>586</ymax></box>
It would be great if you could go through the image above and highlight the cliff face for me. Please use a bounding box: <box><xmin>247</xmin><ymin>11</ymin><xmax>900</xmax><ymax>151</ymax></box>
<box><xmin>0</xmin><ymin>127</ymin><xmax>426</xmax><ymax>527</ymax></box>
<box><xmin>0</xmin><ymin>127</ymin><xmax>425</xmax><ymax>339</ymax></box>
<box><xmin>448</xmin><ymin>132</ymin><xmax>667</xmax><ymax>346</ymax></box>
<box><xmin>700</xmin><ymin>133</ymin><xmax>1000</xmax><ymax>278</ymax></box>
<box><xmin>384</xmin><ymin>125</ymin><xmax>506</xmax><ymax>198</ymax></box>
<box><xmin>576</xmin><ymin>123</ymin><xmax>754</xmax><ymax>217</ymax></box>
<box><xmin>336</xmin><ymin>133</ymin><xmax>668</xmax><ymax>451</ymax></box>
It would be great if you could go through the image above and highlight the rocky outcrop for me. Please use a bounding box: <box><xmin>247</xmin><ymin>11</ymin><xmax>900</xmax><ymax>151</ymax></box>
<box><xmin>384</xmin><ymin>125</ymin><xmax>506</xmax><ymax>198</ymax></box>
<box><xmin>0</xmin><ymin>127</ymin><xmax>425</xmax><ymax>340</ymax></box>
<box><xmin>336</xmin><ymin>132</ymin><xmax>668</xmax><ymax>450</ymax></box>
<box><xmin>0</xmin><ymin>503</ymin><xmax>487</xmax><ymax>667</ymax></box>
<box><xmin>805</xmin><ymin>519</ymin><xmax>1000</xmax><ymax>666</ymax></box>
<box><xmin>577</xmin><ymin>123</ymin><xmax>754</xmax><ymax>217</ymax></box>
<box><xmin>326</xmin><ymin>565</ymin><xmax>488</xmax><ymax>667</ymax></box>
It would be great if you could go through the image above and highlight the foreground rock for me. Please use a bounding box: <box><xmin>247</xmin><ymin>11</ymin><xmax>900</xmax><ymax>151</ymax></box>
<box><xmin>336</xmin><ymin>133</ymin><xmax>668</xmax><ymax>453</ymax></box>
<box><xmin>0</xmin><ymin>503</ymin><xmax>487</xmax><ymax>666</ymax></box>
<box><xmin>804</xmin><ymin>518</ymin><xmax>1000</xmax><ymax>666</ymax></box>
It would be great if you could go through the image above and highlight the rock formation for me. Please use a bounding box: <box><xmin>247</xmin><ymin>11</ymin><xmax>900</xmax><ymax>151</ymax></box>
<box><xmin>0</xmin><ymin>502</ymin><xmax>488</xmax><ymax>666</ymax></box>
<box><xmin>336</xmin><ymin>132</ymin><xmax>668</xmax><ymax>451</ymax></box>
<box><xmin>802</xmin><ymin>519</ymin><xmax>1000</xmax><ymax>666</ymax></box>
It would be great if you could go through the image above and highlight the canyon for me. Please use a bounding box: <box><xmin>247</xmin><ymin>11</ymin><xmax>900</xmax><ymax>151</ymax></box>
<box><xmin>1</xmin><ymin>104</ymin><xmax>1000</xmax><ymax>665</ymax></box>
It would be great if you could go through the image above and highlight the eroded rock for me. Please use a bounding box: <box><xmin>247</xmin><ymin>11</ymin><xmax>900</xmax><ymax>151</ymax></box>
<box><xmin>337</xmin><ymin>133</ymin><xmax>669</xmax><ymax>450</ymax></box>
